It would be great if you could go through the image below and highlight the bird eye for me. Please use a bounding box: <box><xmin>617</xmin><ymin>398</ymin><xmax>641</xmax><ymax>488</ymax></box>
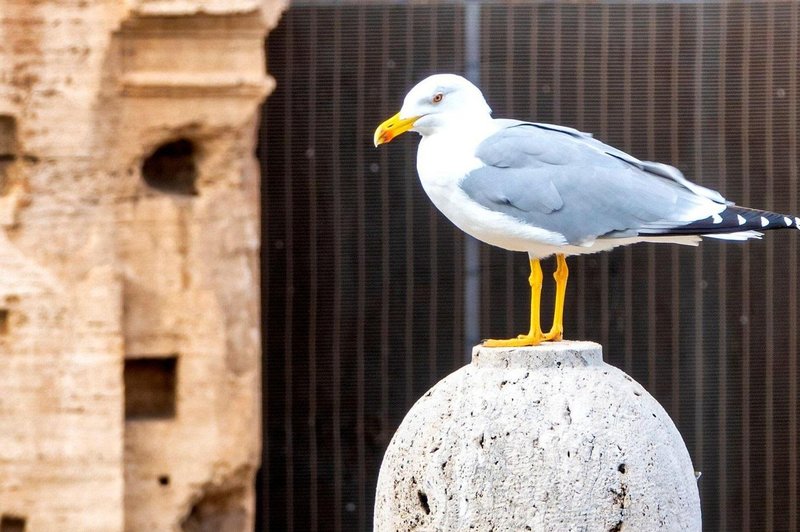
<box><xmin>432</xmin><ymin>92</ymin><xmax>444</xmax><ymax>103</ymax></box>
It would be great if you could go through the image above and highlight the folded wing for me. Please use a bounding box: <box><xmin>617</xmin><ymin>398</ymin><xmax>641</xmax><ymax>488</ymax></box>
<box><xmin>461</xmin><ymin>122</ymin><xmax>728</xmax><ymax>245</ymax></box>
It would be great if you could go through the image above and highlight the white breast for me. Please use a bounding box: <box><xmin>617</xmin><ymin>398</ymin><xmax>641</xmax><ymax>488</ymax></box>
<box><xmin>415</xmin><ymin>127</ymin><xmax>568</xmax><ymax>255</ymax></box>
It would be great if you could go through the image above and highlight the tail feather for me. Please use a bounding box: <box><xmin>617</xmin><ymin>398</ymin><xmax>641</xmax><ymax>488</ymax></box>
<box><xmin>640</xmin><ymin>206</ymin><xmax>800</xmax><ymax>238</ymax></box>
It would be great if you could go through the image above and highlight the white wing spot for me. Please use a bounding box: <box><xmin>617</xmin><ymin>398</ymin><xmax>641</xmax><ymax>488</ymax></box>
<box><xmin>737</xmin><ymin>214</ymin><xmax>747</xmax><ymax>226</ymax></box>
<box><xmin>795</xmin><ymin>217</ymin><xmax>800</xmax><ymax>228</ymax></box>
<box><xmin>784</xmin><ymin>216</ymin><xmax>793</xmax><ymax>226</ymax></box>
<box><xmin>712</xmin><ymin>213</ymin><xmax>723</xmax><ymax>224</ymax></box>
<box><xmin>760</xmin><ymin>216</ymin><xmax>769</xmax><ymax>227</ymax></box>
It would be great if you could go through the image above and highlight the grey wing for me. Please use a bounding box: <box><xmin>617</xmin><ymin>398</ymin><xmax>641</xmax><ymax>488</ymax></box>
<box><xmin>528</xmin><ymin>121</ymin><xmax>729</xmax><ymax>204</ymax></box>
<box><xmin>461</xmin><ymin>122</ymin><xmax>723</xmax><ymax>244</ymax></box>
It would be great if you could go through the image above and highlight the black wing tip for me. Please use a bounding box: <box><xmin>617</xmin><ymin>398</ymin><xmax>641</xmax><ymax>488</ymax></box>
<box><xmin>722</xmin><ymin>207</ymin><xmax>799</xmax><ymax>232</ymax></box>
<box><xmin>641</xmin><ymin>206</ymin><xmax>800</xmax><ymax>236</ymax></box>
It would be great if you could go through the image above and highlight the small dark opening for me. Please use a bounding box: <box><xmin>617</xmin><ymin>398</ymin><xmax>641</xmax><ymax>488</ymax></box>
<box><xmin>158</xmin><ymin>475</ymin><xmax>171</xmax><ymax>486</ymax></box>
<box><xmin>124</xmin><ymin>356</ymin><xmax>178</xmax><ymax>419</ymax></box>
<box><xmin>0</xmin><ymin>309</ymin><xmax>8</xmax><ymax>335</ymax></box>
<box><xmin>0</xmin><ymin>116</ymin><xmax>16</xmax><ymax>158</ymax></box>
<box><xmin>1</xmin><ymin>515</ymin><xmax>26</xmax><ymax>532</ymax></box>
<box><xmin>618</xmin><ymin>463</ymin><xmax>627</xmax><ymax>474</ymax></box>
<box><xmin>417</xmin><ymin>490</ymin><xmax>430</xmax><ymax>515</ymax></box>
<box><xmin>0</xmin><ymin>115</ymin><xmax>17</xmax><ymax>192</ymax></box>
<box><xmin>141</xmin><ymin>139</ymin><xmax>198</xmax><ymax>195</ymax></box>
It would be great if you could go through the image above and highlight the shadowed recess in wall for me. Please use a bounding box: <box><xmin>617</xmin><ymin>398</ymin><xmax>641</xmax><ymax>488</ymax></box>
<box><xmin>142</xmin><ymin>138</ymin><xmax>198</xmax><ymax>195</ymax></box>
<box><xmin>0</xmin><ymin>115</ymin><xmax>17</xmax><ymax>192</ymax></box>
<box><xmin>0</xmin><ymin>309</ymin><xmax>9</xmax><ymax>335</ymax></box>
<box><xmin>124</xmin><ymin>356</ymin><xmax>178</xmax><ymax>419</ymax></box>
<box><xmin>181</xmin><ymin>483</ymin><xmax>248</xmax><ymax>532</ymax></box>
<box><xmin>0</xmin><ymin>515</ymin><xmax>26</xmax><ymax>532</ymax></box>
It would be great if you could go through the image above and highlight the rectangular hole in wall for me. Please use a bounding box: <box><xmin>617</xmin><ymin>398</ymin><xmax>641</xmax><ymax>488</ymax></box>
<box><xmin>124</xmin><ymin>355</ymin><xmax>178</xmax><ymax>420</ymax></box>
<box><xmin>0</xmin><ymin>115</ymin><xmax>16</xmax><ymax>158</ymax></box>
<box><xmin>0</xmin><ymin>115</ymin><xmax>17</xmax><ymax>193</ymax></box>
<box><xmin>1</xmin><ymin>515</ymin><xmax>26</xmax><ymax>532</ymax></box>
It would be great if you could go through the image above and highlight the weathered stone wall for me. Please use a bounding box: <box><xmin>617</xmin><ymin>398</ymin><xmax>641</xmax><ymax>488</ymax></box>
<box><xmin>0</xmin><ymin>1</ymin><xmax>285</xmax><ymax>530</ymax></box>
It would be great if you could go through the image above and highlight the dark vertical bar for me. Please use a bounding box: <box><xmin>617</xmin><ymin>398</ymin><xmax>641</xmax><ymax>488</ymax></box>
<box><xmin>623</xmin><ymin>3</ymin><xmax>633</xmax><ymax>374</ymax></box>
<box><xmin>599</xmin><ymin>4</ymin><xmax>610</xmax><ymax>351</ymax></box>
<box><xmin>454</xmin><ymin>222</ymin><xmax>465</xmax><ymax>363</ymax></box>
<box><xmin>464</xmin><ymin>1</ymin><xmax>481</xmax><ymax>356</ymax></box>
<box><xmin>454</xmin><ymin>224</ymin><xmax>465</xmax><ymax>357</ymax></box>
<box><xmin>331</xmin><ymin>8</ymin><xmax>343</xmax><ymax>531</ymax></box>
<box><xmin>692</xmin><ymin>2</ymin><xmax>704</xmax><ymax>475</ymax></box>
<box><xmin>429</xmin><ymin>6</ymin><xmax>439</xmax><ymax>381</ymax></box>
<box><xmin>282</xmin><ymin>15</ymin><xmax>295</xmax><ymax>531</ymax></box>
<box><xmin>404</xmin><ymin>5</ymin><xmax>415</xmax><ymax>407</ymax></box>
<box><xmin>740</xmin><ymin>5</ymin><xmax>752</xmax><ymax>527</ymax></box>
<box><xmin>379</xmin><ymin>5</ymin><xmax>391</xmax><ymax>478</ymax></box>
<box><xmin>575</xmin><ymin>3</ymin><xmax>586</xmax><ymax>340</ymax></box>
<box><xmin>355</xmin><ymin>6</ymin><xmax>367</xmax><ymax>529</ymax></box>
<box><xmin>480</xmin><ymin>245</ymin><xmax>491</xmax><ymax>337</ymax></box>
<box><xmin>622</xmin><ymin>1</ymin><xmax>633</xmax><ymax>155</ymax></box>
<box><xmin>307</xmin><ymin>10</ymin><xmax>319</xmax><ymax>531</ymax></box>
<box><xmin>529</xmin><ymin>4</ymin><xmax>538</xmax><ymax>120</ymax></box>
<box><xmin>646</xmin><ymin>3</ymin><xmax>657</xmax><ymax>393</ymax></box>
<box><xmin>552</xmin><ymin>4</ymin><xmax>562</xmax><ymax>124</ymax></box>
<box><xmin>670</xmin><ymin>4</ymin><xmax>681</xmax><ymax>419</ymax></box>
<box><xmin>764</xmin><ymin>4</ymin><xmax>775</xmax><ymax>527</ymax></box>
<box><xmin>789</xmin><ymin>5</ymin><xmax>799</xmax><ymax>528</ymax></box>
<box><xmin>716</xmin><ymin>4</ymin><xmax>728</xmax><ymax>528</ymax></box>
<box><xmin>575</xmin><ymin>3</ymin><xmax>585</xmax><ymax>130</ymax></box>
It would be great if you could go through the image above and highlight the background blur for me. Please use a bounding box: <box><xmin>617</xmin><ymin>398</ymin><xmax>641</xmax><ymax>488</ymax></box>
<box><xmin>0</xmin><ymin>1</ymin><xmax>284</xmax><ymax>530</ymax></box>
<box><xmin>260</xmin><ymin>1</ymin><xmax>799</xmax><ymax>531</ymax></box>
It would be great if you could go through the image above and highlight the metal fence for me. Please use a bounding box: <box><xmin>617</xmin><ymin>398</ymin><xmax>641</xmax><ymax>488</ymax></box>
<box><xmin>258</xmin><ymin>2</ymin><xmax>799</xmax><ymax>530</ymax></box>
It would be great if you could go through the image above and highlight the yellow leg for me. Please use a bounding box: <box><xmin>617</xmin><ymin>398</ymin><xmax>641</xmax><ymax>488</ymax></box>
<box><xmin>544</xmin><ymin>254</ymin><xmax>568</xmax><ymax>341</ymax></box>
<box><xmin>483</xmin><ymin>258</ymin><xmax>546</xmax><ymax>347</ymax></box>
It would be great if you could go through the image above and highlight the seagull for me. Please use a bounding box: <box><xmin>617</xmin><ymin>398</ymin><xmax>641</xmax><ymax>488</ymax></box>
<box><xmin>374</xmin><ymin>73</ymin><xmax>800</xmax><ymax>347</ymax></box>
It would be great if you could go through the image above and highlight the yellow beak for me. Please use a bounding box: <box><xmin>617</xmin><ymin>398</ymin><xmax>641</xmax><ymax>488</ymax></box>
<box><xmin>373</xmin><ymin>112</ymin><xmax>420</xmax><ymax>147</ymax></box>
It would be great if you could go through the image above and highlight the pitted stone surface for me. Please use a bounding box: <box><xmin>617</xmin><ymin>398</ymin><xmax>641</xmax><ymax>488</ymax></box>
<box><xmin>374</xmin><ymin>341</ymin><xmax>701</xmax><ymax>531</ymax></box>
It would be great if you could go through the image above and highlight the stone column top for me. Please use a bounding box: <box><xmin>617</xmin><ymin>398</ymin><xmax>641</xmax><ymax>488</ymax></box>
<box><xmin>472</xmin><ymin>340</ymin><xmax>603</xmax><ymax>369</ymax></box>
<box><xmin>376</xmin><ymin>339</ymin><xmax>701</xmax><ymax>531</ymax></box>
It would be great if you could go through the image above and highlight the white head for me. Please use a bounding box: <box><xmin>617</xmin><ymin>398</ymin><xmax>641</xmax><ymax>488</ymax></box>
<box><xmin>374</xmin><ymin>74</ymin><xmax>492</xmax><ymax>145</ymax></box>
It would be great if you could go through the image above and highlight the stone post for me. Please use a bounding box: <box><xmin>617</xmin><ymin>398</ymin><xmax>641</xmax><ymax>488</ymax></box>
<box><xmin>374</xmin><ymin>341</ymin><xmax>701</xmax><ymax>531</ymax></box>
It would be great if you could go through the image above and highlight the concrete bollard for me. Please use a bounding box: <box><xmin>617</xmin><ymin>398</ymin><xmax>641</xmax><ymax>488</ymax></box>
<box><xmin>374</xmin><ymin>341</ymin><xmax>701</xmax><ymax>531</ymax></box>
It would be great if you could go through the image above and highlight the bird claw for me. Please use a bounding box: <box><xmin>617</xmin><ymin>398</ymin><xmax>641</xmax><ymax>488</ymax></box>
<box><xmin>483</xmin><ymin>328</ymin><xmax>564</xmax><ymax>347</ymax></box>
<box><xmin>483</xmin><ymin>333</ymin><xmax>546</xmax><ymax>347</ymax></box>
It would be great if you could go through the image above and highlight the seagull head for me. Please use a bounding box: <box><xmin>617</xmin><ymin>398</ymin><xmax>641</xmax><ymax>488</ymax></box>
<box><xmin>374</xmin><ymin>74</ymin><xmax>493</xmax><ymax>146</ymax></box>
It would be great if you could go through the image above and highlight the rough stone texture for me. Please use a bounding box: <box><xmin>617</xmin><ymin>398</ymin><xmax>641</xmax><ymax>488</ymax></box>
<box><xmin>375</xmin><ymin>342</ymin><xmax>702</xmax><ymax>532</ymax></box>
<box><xmin>0</xmin><ymin>0</ymin><xmax>286</xmax><ymax>530</ymax></box>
